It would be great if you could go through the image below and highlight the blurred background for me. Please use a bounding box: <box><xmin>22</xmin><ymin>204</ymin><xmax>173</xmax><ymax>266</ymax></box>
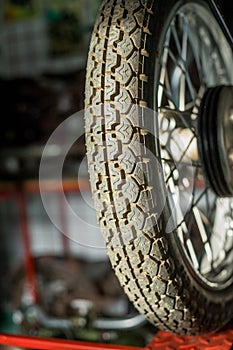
<box><xmin>0</xmin><ymin>0</ymin><xmax>155</xmax><ymax>348</ymax></box>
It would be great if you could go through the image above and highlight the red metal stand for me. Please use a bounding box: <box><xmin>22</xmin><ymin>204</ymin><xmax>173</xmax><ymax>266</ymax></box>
<box><xmin>17</xmin><ymin>189</ymin><xmax>39</xmax><ymax>304</ymax></box>
<box><xmin>147</xmin><ymin>329</ymin><xmax>233</xmax><ymax>350</ymax></box>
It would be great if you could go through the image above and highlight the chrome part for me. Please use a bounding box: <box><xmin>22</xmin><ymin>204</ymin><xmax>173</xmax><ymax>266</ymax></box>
<box><xmin>94</xmin><ymin>314</ymin><xmax>147</xmax><ymax>331</ymax></box>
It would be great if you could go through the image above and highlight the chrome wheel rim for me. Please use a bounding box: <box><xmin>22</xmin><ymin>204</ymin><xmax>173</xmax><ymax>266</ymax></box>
<box><xmin>156</xmin><ymin>3</ymin><xmax>233</xmax><ymax>289</ymax></box>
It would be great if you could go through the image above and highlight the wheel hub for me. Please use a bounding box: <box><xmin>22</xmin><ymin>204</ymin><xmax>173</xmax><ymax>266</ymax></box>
<box><xmin>198</xmin><ymin>86</ymin><xmax>233</xmax><ymax>197</ymax></box>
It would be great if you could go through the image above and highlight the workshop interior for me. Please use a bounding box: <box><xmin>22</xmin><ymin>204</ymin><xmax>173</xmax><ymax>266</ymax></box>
<box><xmin>0</xmin><ymin>0</ymin><xmax>233</xmax><ymax>349</ymax></box>
<box><xmin>0</xmin><ymin>0</ymin><xmax>154</xmax><ymax>347</ymax></box>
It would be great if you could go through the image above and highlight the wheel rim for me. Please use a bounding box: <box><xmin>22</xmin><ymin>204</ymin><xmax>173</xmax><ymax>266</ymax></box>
<box><xmin>156</xmin><ymin>3</ymin><xmax>233</xmax><ymax>289</ymax></box>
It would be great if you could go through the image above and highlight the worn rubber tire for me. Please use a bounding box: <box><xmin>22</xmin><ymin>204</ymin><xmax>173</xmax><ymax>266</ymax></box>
<box><xmin>85</xmin><ymin>0</ymin><xmax>233</xmax><ymax>335</ymax></box>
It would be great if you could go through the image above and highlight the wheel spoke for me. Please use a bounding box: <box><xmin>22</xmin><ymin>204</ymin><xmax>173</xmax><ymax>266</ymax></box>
<box><xmin>171</xmin><ymin>22</ymin><xmax>182</xmax><ymax>56</ymax></box>
<box><xmin>179</xmin><ymin>17</ymin><xmax>188</xmax><ymax>110</ymax></box>
<box><xmin>192</xmin><ymin>207</ymin><xmax>213</xmax><ymax>262</ymax></box>
<box><xmin>158</xmin><ymin>28</ymin><xmax>172</xmax><ymax>107</ymax></box>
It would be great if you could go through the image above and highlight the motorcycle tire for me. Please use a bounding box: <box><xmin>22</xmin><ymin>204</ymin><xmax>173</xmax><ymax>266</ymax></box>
<box><xmin>85</xmin><ymin>0</ymin><xmax>233</xmax><ymax>335</ymax></box>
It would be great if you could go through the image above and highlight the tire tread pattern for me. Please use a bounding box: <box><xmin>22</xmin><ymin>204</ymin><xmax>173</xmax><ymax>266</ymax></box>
<box><xmin>85</xmin><ymin>0</ymin><xmax>232</xmax><ymax>335</ymax></box>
